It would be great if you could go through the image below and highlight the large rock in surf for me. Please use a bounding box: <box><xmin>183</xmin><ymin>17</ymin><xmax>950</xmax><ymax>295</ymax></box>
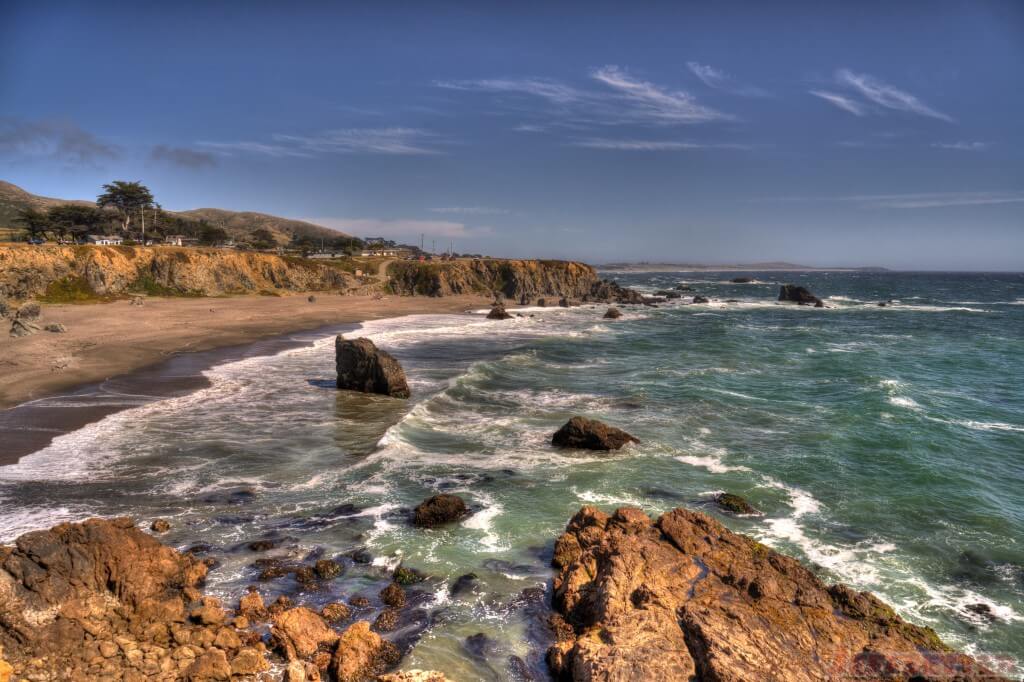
<box><xmin>413</xmin><ymin>493</ymin><xmax>469</xmax><ymax>527</ymax></box>
<box><xmin>486</xmin><ymin>303</ymin><xmax>512</xmax><ymax>320</ymax></box>
<box><xmin>335</xmin><ymin>336</ymin><xmax>410</xmax><ymax>398</ymax></box>
<box><xmin>271</xmin><ymin>606</ymin><xmax>339</xmax><ymax>660</ymax></box>
<box><xmin>0</xmin><ymin>517</ymin><xmax>271</xmax><ymax>679</ymax></box>
<box><xmin>548</xmin><ymin>506</ymin><xmax>1000</xmax><ymax>681</ymax></box>
<box><xmin>551</xmin><ymin>416</ymin><xmax>639</xmax><ymax>451</ymax></box>
<box><xmin>603</xmin><ymin>307</ymin><xmax>622</xmax><ymax>319</ymax></box>
<box><xmin>779</xmin><ymin>284</ymin><xmax>822</xmax><ymax>305</ymax></box>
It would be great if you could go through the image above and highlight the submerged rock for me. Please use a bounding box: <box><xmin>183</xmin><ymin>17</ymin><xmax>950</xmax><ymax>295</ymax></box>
<box><xmin>413</xmin><ymin>494</ymin><xmax>470</xmax><ymax>527</ymax></box>
<box><xmin>731</xmin><ymin>277</ymin><xmax>754</xmax><ymax>283</ymax></box>
<box><xmin>779</xmin><ymin>284</ymin><xmax>822</xmax><ymax>305</ymax></box>
<box><xmin>548</xmin><ymin>506</ymin><xmax>998</xmax><ymax>681</ymax></box>
<box><xmin>715</xmin><ymin>492</ymin><xmax>757</xmax><ymax>515</ymax></box>
<box><xmin>692</xmin><ymin>295</ymin><xmax>710</xmax><ymax>304</ymax></box>
<box><xmin>335</xmin><ymin>336</ymin><xmax>411</xmax><ymax>398</ymax></box>
<box><xmin>603</xmin><ymin>306</ymin><xmax>622</xmax><ymax>319</ymax></box>
<box><xmin>551</xmin><ymin>416</ymin><xmax>639</xmax><ymax>451</ymax></box>
<box><xmin>150</xmin><ymin>518</ymin><xmax>171</xmax><ymax>532</ymax></box>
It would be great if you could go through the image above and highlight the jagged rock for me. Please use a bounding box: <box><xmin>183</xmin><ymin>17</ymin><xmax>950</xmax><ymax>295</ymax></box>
<box><xmin>412</xmin><ymin>494</ymin><xmax>469</xmax><ymax>527</ymax></box>
<box><xmin>322</xmin><ymin>602</ymin><xmax>351</xmax><ymax>623</ymax></box>
<box><xmin>731</xmin><ymin>277</ymin><xmax>754</xmax><ymax>283</ymax></box>
<box><xmin>487</xmin><ymin>304</ymin><xmax>512</xmax><ymax>320</ymax></box>
<box><xmin>151</xmin><ymin>518</ymin><xmax>171</xmax><ymax>533</ymax></box>
<box><xmin>331</xmin><ymin>621</ymin><xmax>400</xmax><ymax>682</ymax></box>
<box><xmin>380</xmin><ymin>582</ymin><xmax>406</xmax><ymax>608</ymax></box>
<box><xmin>548</xmin><ymin>506</ymin><xmax>999</xmax><ymax>681</ymax></box>
<box><xmin>393</xmin><ymin>565</ymin><xmax>426</xmax><ymax>585</ymax></box>
<box><xmin>551</xmin><ymin>416</ymin><xmax>639</xmax><ymax>451</ymax></box>
<box><xmin>815</xmin><ymin>299</ymin><xmax>825</xmax><ymax>308</ymax></box>
<box><xmin>315</xmin><ymin>558</ymin><xmax>343</xmax><ymax>579</ymax></box>
<box><xmin>185</xmin><ymin>648</ymin><xmax>231</xmax><ymax>680</ymax></box>
<box><xmin>558</xmin><ymin>297</ymin><xmax>570</xmax><ymax>307</ymax></box>
<box><xmin>230</xmin><ymin>647</ymin><xmax>269</xmax><ymax>675</ymax></box>
<box><xmin>674</xmin><ymin>284</ymin><xmax>692</xmax><ymax>291</ymax></box>
<box><xmin>14</xmin><ymin>301</ymin><xmax>40</xmax><ymax>320</ymax></box>
<box><xmin>779</xmin><ymin>284</ymin><xmax>822</xmax><ymax>305</ymax></box>
<box><xmin>372</xmin><ymin>607</ymin><xmax>400</xmax><ymax>632</ymax></box>
<box><xmin>238</xmin><ymin>590</ymin><xmax>268</xmax><ymax>621</ymax></box>
<box><xmin>715</xmin><ymin>492</ymin><xmax>756</xmax><ymax>515</ymax></box>
<box><xmin>692</xmin><ymin>295</ymin><xmax>709</xmax><ymax>304</ymax></box>
<box><xmin>336</xmin><ymin>336</ymin><xmax>410</xmax><ymax>399</ymax></box>
<box><xmin>43</xmin><ymin>322</ymin><xmax>66</xmax><ymax>333</ymax></box>
<box><xmin>0</xmin><ymin>646</ymin><xmax>11</xmax><ymax>682</ymax></box>
<box><xmin>271</xmin><ymin>607</ymin><xmax>339</xmax><ymax>660</ymax></box>
<box><xmin>603</xmin><ymin>307</ymin><xmax>622</xmax><ymax>319</ymax></box>
<box><xmin>378</xmin><ymin>671</ymin><xmax>450</xmax><ymax>682</ymax></box>
<box><xmin>8</xmin><ymin>319</ymin><xmax>40</xmax><ymax>337</ymax></box>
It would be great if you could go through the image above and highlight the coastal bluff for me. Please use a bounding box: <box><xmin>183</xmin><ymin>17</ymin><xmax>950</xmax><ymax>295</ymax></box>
<box><xmin>548</xmin><ymin>506</ymin><xmax>1002</xmax><ymax>681</ymax></box>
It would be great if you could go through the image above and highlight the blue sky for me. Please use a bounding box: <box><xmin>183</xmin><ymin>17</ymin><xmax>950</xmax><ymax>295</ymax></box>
<box><xmin>2</xmin><ymin>1</ymin><xmax>1022</xmax><ymax>269</ymax></box>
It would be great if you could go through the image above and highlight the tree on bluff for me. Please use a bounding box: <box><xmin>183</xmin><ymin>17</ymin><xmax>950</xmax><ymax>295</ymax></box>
<box><xmin>96</xmin><ymin>181</ymin><xmax>154</xmax><ymax>238</ymax></box>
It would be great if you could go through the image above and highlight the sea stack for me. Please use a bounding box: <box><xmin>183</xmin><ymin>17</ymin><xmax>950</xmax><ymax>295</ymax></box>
<box><xmin>335</xmin><ymin>336</ymin><xmax>410</xmax><ymax>398</ymax></box>
<box><xmin>778</xmin><ymin>284</ymin><xmax>822</xmax><ymax>305</ymax></box>
<box><xmin>552</xmin><ymin>416</ymin><xmax>639</xmax><ymax>451</ymax></box>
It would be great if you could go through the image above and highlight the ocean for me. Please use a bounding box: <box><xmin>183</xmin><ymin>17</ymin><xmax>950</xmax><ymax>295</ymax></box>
<box><xmin>1</xmin><ymin>270</ymin><xmax>1022</xmax><ymax>679</ymax></box>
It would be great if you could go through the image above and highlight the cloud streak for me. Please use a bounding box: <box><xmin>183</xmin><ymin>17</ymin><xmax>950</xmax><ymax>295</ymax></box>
<box><xmin>0</xmin><ymin>118</ymin><xmax>119</xmax><ymax>165</ymax></box>
<box><xmin>834</xmin><ymin>69</ymin><xmax>954</xmax><ymax>122</ymax></box>
<box><xmin>687</xmin><ymin>62</ymin><xmax>768</xmax><ymax>96</ymax></box>
<box><xmin>150</xmin><ymin>144</ymin><xmax>217</xmax><ymax>168</ymax></box>
<box><xmin>591</xmin><ymin>65</ymin><xmax>731</xmax><ymax>124</ymax></box>
<box><xmin>931</xmin><ymin>141</ymin><xmax>987</xmax><ymax>151</ymax></box>
<box><xmin>429</xmin><ymin>206</ymin><xmax>508</xmax><ymax>215</ymax></box>
<box><xmin>764</xmin><ymin>191</ymin><xmax>1024</xmax><ymax>209</ymax></box>
<box><xmin>571</xmin><ymin>138</ymin><xmax>752</xmax><ymax>151</ymax></box>
<box><xmin>809</xmin><ymin>90</ymin><xmax>866</xmax><ymax>116</ymax></box>
<box><xmin>201</xmin><ymin>128</ymin><xmax>444</xmax><ymax>157</ymax></box>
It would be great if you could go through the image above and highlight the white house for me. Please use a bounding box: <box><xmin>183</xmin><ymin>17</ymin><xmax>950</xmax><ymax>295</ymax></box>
<box><xmin>164</xmin><ymin>234</ymin><xmax>185</xmax><ymax>246</ymax></box>
<box><xmin>86</xmin><ymin>235</ymin><xmax>123</xmax><ymax>246</ymax></box>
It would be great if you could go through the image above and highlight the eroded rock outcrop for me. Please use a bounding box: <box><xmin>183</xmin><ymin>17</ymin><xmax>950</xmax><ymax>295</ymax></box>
<box><xmin>779</xmin><ymin>284</ymin><xmax>822</xmax><ymax>305</ymax></box>
<box><xmin>336</xmin><ymin>337</ymin><xmax>411</xmax><ymax>398</ymax></box>
<box><xmin>548</xmin><ymin>506</ymin><xmax>1001</xmax><ymax>681</ymax></box>
<box><xmin>0</xmin><ymin>517</ymin><xmax>264</xmax><ymax>681</ymax></box>
<box><xmin>486</xmin><ymin>303</ymin><xmax>512</xmax><ymax>320</ymax></box>
<box><xmin>412</xmin><ymin>494</ymin><xmax>469</xmax><ymax>528</ymax></box>
<box><xmin>551</xmin><ymin>417</ymin><xmax>639</xmax><ymax>451</ymax></box>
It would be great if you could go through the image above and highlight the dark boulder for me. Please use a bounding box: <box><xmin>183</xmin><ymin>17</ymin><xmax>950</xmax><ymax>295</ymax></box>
<box><xmin>731</xmin><ymin>277</ymin><xmax>754</xmax><ymax>284</ymax></box>
<box><xmin>558</xmin><ymin>297</ymin><xmax>570</xmax><ymax>308</ymax></box>
<box><xmin>412</xmin><ymin>494</ymin><xmax>469</xmax><ymax>527</ymax></box>
<box><xmin>692</xmin><ymin>295</ymin><xmax>710</xmax><ymax>304</ymax></box>
<box><xmin>487</xmin><ymin>304</ymin><xmax>513</xmax><ymax>320</ymax></box>
<box><xmin>537</xmin><ymin>298</ymin><xmax>546</xmax><ymax>307</ymax></box>
<box><xmin>778</xmin><ymin>284</ymin><xmax>821</xmax><ymax>305</ymax></box>
<box><xmin>603</xmin><ymin>307</ymin><xmax>622</xmax><ymax>319</ymax></box>
<box><xmin>380</xmin><ymin>582</ymin><xmax>406</xmax><ymax>607</ymax></box>
<box><xmin>450</xmin><ymin>573</ymin><xmax>479</xmax><ymax>598</ymax></box>
<box><xmin>335</xmin><ymin>336</ymin><xmax>410</xmax><ymax>399</ymax></box>
<box><xmin>551</xmin><ymin>416</ymin><xmax>639</xmax><ymax>451</ymax></box>
<box><xmin>715</xmin><ymin>493</ymin><xmax>757</xmax><ymax>515</ymax></box>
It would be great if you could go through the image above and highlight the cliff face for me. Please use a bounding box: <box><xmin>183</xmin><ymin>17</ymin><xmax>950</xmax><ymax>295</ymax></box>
<box><xmin>0</xmin><ymin>244</ymin><xmax>355</xmax><ymax>301</ymax></box>
<box><xmin>386</xmin><ymin>259</ymin><xmax>639</xmax><ymax>303</ymax></box>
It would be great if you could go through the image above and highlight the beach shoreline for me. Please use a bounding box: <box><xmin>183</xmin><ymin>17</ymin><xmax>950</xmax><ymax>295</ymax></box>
<box><xmin>0</xmin><ymin>292</ymin><xmax>491</xmax><ymax>464</ymax></box>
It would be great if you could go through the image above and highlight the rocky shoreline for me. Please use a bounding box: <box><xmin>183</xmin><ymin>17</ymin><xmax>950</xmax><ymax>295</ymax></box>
<box><xmin>0</xmin><ymin>508</ymin><xmax>1003</xmax><ymax>681</ymax></box>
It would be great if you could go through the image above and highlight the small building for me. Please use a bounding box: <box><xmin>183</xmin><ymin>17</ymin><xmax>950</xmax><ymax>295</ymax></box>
<box><xmin>86</xmin><ymin>235</ymin><xmax>123</xmax><ymax>246</ymax></box>
<box><xmin>359</xmin><ymin>248</ymin><xmax>410</xmax><ymax>258</ymax></box>
<box><xmin>164</xmin><ymin>235</ymin><xmax>185</xmax><ymax>246</ymax></box>
<box><xmin>308</xmin><ymin>251</ymin><xmax>339</xmax><ymax>259</ymax></box>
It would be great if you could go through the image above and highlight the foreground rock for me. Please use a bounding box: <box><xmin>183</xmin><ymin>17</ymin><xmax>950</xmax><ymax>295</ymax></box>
<box><xmin>548</xmin><ymin>506</ymin><xmax>1000</xmax><ymax>681</ymax></box>
<box><xmin>602</xmin><ymin>307</ymin><xmax>622</xmax><ymax>319</ymax></box>
<box><xmin>413</xmin><ymin>494</ymin><xmax>469</xmax><ymax>527</ymax></box>
<box><xmin>779</xmin><ymin>284</ymin><xmax>822</xmax><ymax>305</ymax></box>
<box><xmin>0</xmin><ymin>517</ymin><xmax>266</xmax><ymax>681</ymax></box>
<box><xmin>332</xmin><ymin>621</ymin><xmax>400</xmax><ymax>681</ymax></box>
<box><xmin>551</xmin><ymin>416</ymin><xmax>639</xmax><ymax>451</ymax></box>
<box><xmin>336</xmin><ymin>336</ymin><xmax>411</xmax><ymax>398</ymax></box>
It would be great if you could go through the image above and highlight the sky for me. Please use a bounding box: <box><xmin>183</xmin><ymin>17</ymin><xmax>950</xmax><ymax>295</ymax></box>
<box><xmin>1</xmin><ymin>1</ymin><xmax>1022</xmax><ymax>269</ymax></box>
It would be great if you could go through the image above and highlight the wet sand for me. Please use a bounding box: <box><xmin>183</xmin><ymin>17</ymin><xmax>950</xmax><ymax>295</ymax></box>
<box><xmin>0</xmin><ymin>293</ymin><xmax>490</xmax><ymax>464</ymax></box>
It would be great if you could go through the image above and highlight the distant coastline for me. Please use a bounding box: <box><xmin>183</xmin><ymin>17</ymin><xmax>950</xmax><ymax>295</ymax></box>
<box><xmin>597</xmin><ymin>261</ymin><xmax>889</xmax><ymax>273</ymax></box>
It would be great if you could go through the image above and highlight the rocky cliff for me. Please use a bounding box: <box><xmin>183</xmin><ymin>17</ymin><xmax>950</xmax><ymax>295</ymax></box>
<box><xmin>0</xmin><ymin>244</ymin><xmax>357</xmax><ymax>301</ymax></box>
<box><xmin>386</xmin><ymin>259</ymin><xmax>641</xmax><ymax>304</ymax></box>
<box><xmin>548</xmin><ymin>506</ymin><xmax>1002</xmax><ymax>681</ymax></box>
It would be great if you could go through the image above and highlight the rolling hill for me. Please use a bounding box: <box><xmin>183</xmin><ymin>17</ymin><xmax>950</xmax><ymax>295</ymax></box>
<box><xmin>0</xmin><ymin>181</ymin><xmax>350</xmax><ymax>244</ymax></box>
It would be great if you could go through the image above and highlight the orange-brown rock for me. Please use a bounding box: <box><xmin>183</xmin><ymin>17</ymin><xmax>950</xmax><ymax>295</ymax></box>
<box><xmin>331</xmin><ymin>621</ymin><xmax>400</xmax><ymax>682</ymax></box>
<box><xmin>0</xmin><ymin>517</ymin><xmax>268</xmax><ymax>681</ymax></box>
<box><xmin>271</xmin><ymin>606</ymin><xmax>340</xmax><ymax>660</ymax></box>
<box><xmin>548</xmin><ymin>506</ymin><xmax>1003</xmax><ymax>681</ymax></box>
<box><xmin>377</xmin><ymin>672</ymin><xmax>451</xmax><ymax>681</ymax></box>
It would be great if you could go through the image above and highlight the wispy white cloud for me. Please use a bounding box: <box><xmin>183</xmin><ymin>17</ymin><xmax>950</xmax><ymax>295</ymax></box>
<box><xmin>570</xmin><ymin>138</ymin><xmax>753</xmax><ymax>151</ymax></box>
<box><xmin>591</xmin><ymin>65</ymin><xmax>731</xmax><ymax>124</ymax></box>
<box><xmin>434</xmin><ymin>78</ymin><xmax>585</xmax><ymax>105</ymax></box>
<box><xmin>931</xmin><ymin>141</ymin><xmax>987</xmax><ymax>151</ymax></box>
<box><xmin>687</xmin><ymin>62</ymin><xmax>768</xmax><ymax>96</ymax></box>
<box><xmin>308</xmin><ymin>217</ymin><xmax>492</xmax><ymax>239</ymax></box>
<box><xmin>201</xmin><ymin>128</ymin><xmax>443</xmax><ymax>157</ymax></box>
<box><xmin>835</xmin><ymin>69</ymin><xmax>953</xmax><ymax>122</ymax></box>
<box><xmin>429</xmin><ymin>206</ymin><xmax>509</xmax><ymax>215</ymax></box>
<box><xmin>513</xmin><ymin>124</ymin><xmax>547</xmax><ymax>133</ymax></box>
<box><xmin>809</xmin><ymin>90</ymin><xmax>867</xmax><ymax>116</ymax></box>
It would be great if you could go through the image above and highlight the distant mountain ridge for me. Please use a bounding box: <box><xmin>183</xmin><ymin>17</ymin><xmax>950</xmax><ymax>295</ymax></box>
<box><xmin>0</xmin><ymin>180</ymin><xmax>350</xmax><ymax>244</ymax></box>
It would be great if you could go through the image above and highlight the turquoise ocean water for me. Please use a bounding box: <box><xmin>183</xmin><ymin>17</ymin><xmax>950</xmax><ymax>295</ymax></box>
<box><xmin>1</xmin><ymin>271</ymin><xmax>1022</xmax><ymax>678</ymax></box>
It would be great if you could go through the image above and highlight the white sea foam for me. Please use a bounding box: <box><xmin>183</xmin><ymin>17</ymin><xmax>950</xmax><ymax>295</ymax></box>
<box><xmin>888</xmin><ymin>396</ymin><xmax>923</xmax><ymax>411</ymax></box>
<box><xmin>675</xmin><ymin>454</ymin><xmax>750</xmax><ymax>474</ymax></box>
<box><xmin>461</xmin><ymin>492</ymin><xmax>506</xmax><ymax>552</ymax></box>
<box><xmin>955</xmin><ymin>420</ymin><xmax>1024</xmax><ymax>433</ymax></box>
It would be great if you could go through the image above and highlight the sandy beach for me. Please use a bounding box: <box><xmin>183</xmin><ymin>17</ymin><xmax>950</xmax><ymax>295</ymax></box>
<box><xmin>0</xmin><ymin>292</ymin><xmax>490</xmax><ymax>411</ymax></box>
